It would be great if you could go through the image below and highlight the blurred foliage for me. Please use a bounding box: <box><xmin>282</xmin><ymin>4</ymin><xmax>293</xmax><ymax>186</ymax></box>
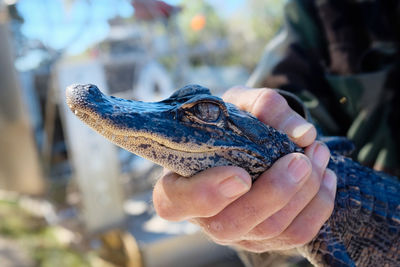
<box><xmin>0</xmin><ymin>200</ymin><xmax>90</xmax><ymax>267</ymax></box>
<box><xmin>0</xmin><ymin>200</ymin><xmax>43</xmax><ymax>237</ymax></box>
<box><xmin>227</xmin><ymin>0</ymin><xmax>284</xmax><ymax>68</ymax></box>
<box><xmin>247</xmin><ymin>0</ymin><xmax>284</xmax><ymax>44</ymax></box>
<box><xmin>178</xmin><ymin>0</ymin><xmax>227</xmax><ymax>46</ymax></box>
<box><xmin>176</xmin><ymin>0</ymin><xmax>284</xmax><ymax>69</ymax></box>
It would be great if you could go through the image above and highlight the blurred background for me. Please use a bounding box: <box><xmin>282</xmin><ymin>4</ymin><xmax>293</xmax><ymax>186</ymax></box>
<box><xmin>0</xmin><ymin>0</ymin><xmax>287</xmax><ymax>266</ymax></box>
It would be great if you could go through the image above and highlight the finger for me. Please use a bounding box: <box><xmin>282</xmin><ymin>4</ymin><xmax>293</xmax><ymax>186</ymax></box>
<box><xmin>223</xmin><ymin>86</ymin><xmax>316</xmax><ymax>147</ymax></box>
<box><xmin>245</xmin><ymin>170</ymin><xmax>321</xmax><ymax>240</ymax></box>
<box><xmin>153</xmin><ymin>166</ymin><xmax>251</xmax><ymax>222</ymax></box>
<box><xmin>278</xmin><ymin>168</ymin><xmax>337</xmax><ymax>248</ymax></box>
<box><xmin>304</xmin><ymin>141</ymin><xmax>331</xmax><ymax>177</ymax></box>
<box><xmin>198</xmin><ymin>153</ymin><xmax>312</xmax><ymax>242</ymax></box>
<box><xmin>245</xmin><ymin>142</ymin><xmax>331</xmax><ymax>240</ymax></box>
<box><xmin>232</xmin><ymin>169</ymin><xmax>337</xmax><ymax>253</ymax></box>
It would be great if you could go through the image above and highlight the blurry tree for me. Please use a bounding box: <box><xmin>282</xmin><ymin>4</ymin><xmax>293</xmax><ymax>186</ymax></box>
<box><xmin>176</xmin><ymin>0</ymin><xmax>228</xmax><ymax>66</ymax></box>
<box><xmin>178</xmin><ymin>0</ymin><xmax>227</xmax><ymax>46</ymax></box>
<box><xmin>225</xmin><ymin>0</ymin><xmax>284</xmax><ymax>69</ymax></box>
<box><xmin>174</xmin><ymin>0</ymin><xmax>284</xmax><ymax>69</ymax></box>
<box><xmin>248</xmin><ymin>0</ymin><xmax>284</xmax><ymax>45</ymax></box>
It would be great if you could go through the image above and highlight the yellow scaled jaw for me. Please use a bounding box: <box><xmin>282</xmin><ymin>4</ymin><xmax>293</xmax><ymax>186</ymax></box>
<box><xmin>68</xmin><ymin>107</ymin><xmax>231</xmax><ymax>177</ymax></box>
<box><xmin>70</xmin><ymin>106</ymin><xmax>220</xmax><ymax>154</ymax></box>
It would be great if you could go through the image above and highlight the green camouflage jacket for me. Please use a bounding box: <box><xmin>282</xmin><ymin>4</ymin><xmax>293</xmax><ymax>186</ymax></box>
<box><xmin>247</xmin><ymin>0</ymin><xmax>400</xmax><ymax>176</ymax></box>
<box><xmin>240</xmin><ymin>1</ymin><xmax>400</xmax><ymax>265</ymax></box>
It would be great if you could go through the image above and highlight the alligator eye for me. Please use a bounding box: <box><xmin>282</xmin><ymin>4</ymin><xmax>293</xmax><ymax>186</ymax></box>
<box><xmin>194</xmin><ymin>102</ymin><xmax>220</xmax><ymax>122</ymax></box>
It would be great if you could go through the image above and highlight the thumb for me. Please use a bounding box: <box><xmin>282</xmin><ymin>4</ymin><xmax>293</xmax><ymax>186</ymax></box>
<box><xmin>153</xmin><ymin>166</ymin><xmax>251</xmax><ymax>221</ymax></box>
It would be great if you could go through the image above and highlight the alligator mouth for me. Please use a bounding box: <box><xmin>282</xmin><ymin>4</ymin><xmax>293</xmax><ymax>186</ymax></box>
<box><xmin>68</xmin><ymin>105</ymin><xmax>238</xmax><ymax>177</ymax></box>
<box><xmin>65</xmin><ymin>83</ymin><xmax>223</xmax><ymax>155</ymax></box>
<box><xmin>68</xmin><ymin>105</ymin><xmax>221</xmax><ymax>155</ymax></box>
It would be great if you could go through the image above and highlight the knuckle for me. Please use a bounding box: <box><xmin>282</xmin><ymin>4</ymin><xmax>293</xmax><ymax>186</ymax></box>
<box><xmin>285</xmin><ymin>203</ymin><xmax>332</xmax><ymax>246</ymax></box>
<box><xmin>152</xmin><ymin>179</ymin><xmax>183</xmax><ymax>221</ymax></box>
<box><xmin>250</xmin><ymin>218</ymin><xmax>286</xmax><ymax>239</ymax></box>
<box><xmin>190</xmin><ymin>184</ymin><xmax>219</xmax><ymax>216</ymax></box>
<box><xmin>222</xmin><ymin>86</ymin><xmax>248</xmax><ymax>103</ymax></box>
<box><xmin>253</xmin><ymin>89</ymin><xmax>288</xmax><ymax>117</ymax></box>
<box><xmin>261</xmin><ymin>88</ymin><xmax>287</xmax><ymax>105</ymax></box>
<box><xmin>204</xmin><ymin>216</ymin><xmax>243</xmax><ymax>242</ymax></box>
<box><xmin>194</xmin><ymin>219</ymin><xmax>237</xmax><ymax>245</ymax></box>
<box><xmin>254</xmin><ymin>177</ymin><xmax>288</xmax><ymax>209</ymax></box>
<box><xmin>153</xmin><ymin>197</ymin><xmax>179</xmax><ymax>221</ymax></box>
<box><xmin>204</xmin><ymin>220</ymin><xmax>231</xmax><ymax>241</ymax></box>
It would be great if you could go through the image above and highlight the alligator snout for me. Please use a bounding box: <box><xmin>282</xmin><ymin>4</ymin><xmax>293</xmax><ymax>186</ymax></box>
<box><xmin>66</xmin><ymin>84</ymin><xmax>105</xmax><ymax>111</ymax></box>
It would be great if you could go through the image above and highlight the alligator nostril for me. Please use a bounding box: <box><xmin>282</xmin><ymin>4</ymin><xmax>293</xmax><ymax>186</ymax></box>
<box><xmin>83</xmin><ymin>84</ymin><xmax>104</xmax><ymax>102</ymax></box>
<box><xmin>89</xmin><ymin>85</ymin><xmax>97</xmax><ymax>93</ymax></box>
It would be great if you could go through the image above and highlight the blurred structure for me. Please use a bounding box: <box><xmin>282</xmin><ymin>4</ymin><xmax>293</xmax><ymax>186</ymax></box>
<box><xmin>57</xmin><ymin>60</ymin><xmax>126</xmax><ymax>233</ymax></box>
<box><xmin>132</xmin><ymin>0</ymin><xmax>181</xmax><ymax>21</ymax></box>
<box><xmin>0</xmin><ymin>1</ymin><xmax>45</xmax><ymax>195</ymax></box>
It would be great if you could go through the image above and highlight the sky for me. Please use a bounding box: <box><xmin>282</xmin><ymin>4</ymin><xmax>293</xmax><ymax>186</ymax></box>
<box><xmin>14</xmin><ymin>0</ymin><xmax>245</xmax><ymax>70</ymax></box>
<box><xmin>17</xmin><ymin>0</ymin><xmax>134</xmax><ymax>53</ymax></box>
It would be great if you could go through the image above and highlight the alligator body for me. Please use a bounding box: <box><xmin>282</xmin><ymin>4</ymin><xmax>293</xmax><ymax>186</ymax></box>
<box><xmin>66</xmin><ymin>84</ymin><xmax>400</xmax><ymax>267</ymax></box>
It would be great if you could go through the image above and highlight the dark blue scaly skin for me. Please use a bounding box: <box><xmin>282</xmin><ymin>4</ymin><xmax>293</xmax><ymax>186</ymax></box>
<box><xmin>66</xmin><ymin>84</ymin><xmax>400</xmax><ymax>267</ymax></box>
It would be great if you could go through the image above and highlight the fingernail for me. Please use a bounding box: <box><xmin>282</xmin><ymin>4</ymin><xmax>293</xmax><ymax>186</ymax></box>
<box><xmin>291</xmin><ymin>123</ymin><xmax>313</xmax><ymax>139</ymax></box>
<box><xmin>219</xmin><ymin>175</ymin><xmax>250</xmax><ymax>198</ymax></box>
<box><xmin>313</xmin><ymin>143</ymin><xmax>330</xmax><ymax>168</ymax></box>
<box><xmin>288</xmin><ymin>155</ymin><xmax>310</xmax><ymax>183</ymax></box>
<box><xmin>323</xmin><ymin>169</ymin><xmax>337</xmax><ymax>191</ymax></box>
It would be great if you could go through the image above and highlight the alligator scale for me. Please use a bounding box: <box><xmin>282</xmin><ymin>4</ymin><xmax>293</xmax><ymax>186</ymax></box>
<box><xmin>66</xmin><ymin>84</ymin><xmax>400</xmax><ymax>267</ymax></box>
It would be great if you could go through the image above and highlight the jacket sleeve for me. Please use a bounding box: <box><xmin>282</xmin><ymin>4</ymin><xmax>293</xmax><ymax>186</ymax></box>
<box><xmin>246</xmin><ymin>0</ymin><xmax>344</xmax><ymax>135</ymax></box>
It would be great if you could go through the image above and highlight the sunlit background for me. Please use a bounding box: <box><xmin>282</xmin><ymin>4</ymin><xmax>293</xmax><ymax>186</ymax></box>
<box><xmin>0</xmin><ymin>0</ymin><xmax>286</xmax><ymax>266</ymax></box>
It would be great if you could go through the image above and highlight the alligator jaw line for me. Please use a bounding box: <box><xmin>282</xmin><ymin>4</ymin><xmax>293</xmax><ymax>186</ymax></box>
<box><xmin>69</xmin><ymin>105</ymin><xmax>221</xmax><ymax>155</ymax></box>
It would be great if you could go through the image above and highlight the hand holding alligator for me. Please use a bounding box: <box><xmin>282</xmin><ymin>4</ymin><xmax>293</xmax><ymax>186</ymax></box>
<box><xmin>67</xmin><ymin>83</ymin><xmax>400</xmax><ymax>266</ymax></box>
<box><xmin>153</xmin><ymin>86</ymin><xmax>337</xmax><ymax>252</ymax></box>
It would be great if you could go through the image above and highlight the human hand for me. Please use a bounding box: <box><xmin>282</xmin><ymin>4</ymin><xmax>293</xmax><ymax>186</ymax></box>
<box><xmin>153</xmin><ymin>86</ymin><xmax>337</xmax><ymax>252</ymax></box>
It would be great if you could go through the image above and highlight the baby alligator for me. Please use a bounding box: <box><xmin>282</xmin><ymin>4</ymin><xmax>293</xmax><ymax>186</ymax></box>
<box><xmin>66</xmin><ymin>84</ymin><xmax>400</xmax><ymax>267</ymax></box>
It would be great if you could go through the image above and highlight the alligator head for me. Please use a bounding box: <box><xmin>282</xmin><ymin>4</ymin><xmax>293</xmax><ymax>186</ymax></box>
<box><xmin>66</xmin><ymin>84</ymin><xmax>300</xmax><ymax>180</ymax></box>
